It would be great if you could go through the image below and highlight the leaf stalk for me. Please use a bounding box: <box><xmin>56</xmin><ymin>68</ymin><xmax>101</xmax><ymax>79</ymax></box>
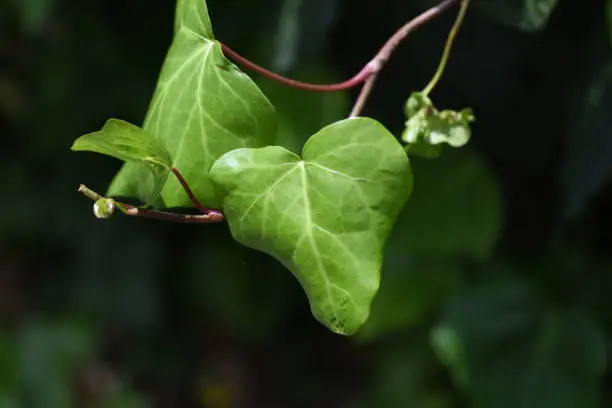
<box><xmin>220</xmin><ymin>43</ymin><xmax>375</xmax><ymax>92</ymax></box>
<box><xmin>422</xmin><ymin>0</ymin><xmax>470</xmax><ymax>96</ymax></box>
<box><xmin>77</xmin><ymin>185</ymin><xmax>225</xmax><ymax>223</ymax></box>
<box><xmin>77</xmin><ymin>167</ymin><xmax>225</xmax><ymax>224</ymax></box>
<box><xmin>220</xmin><ymin>0</ymin><xmax>461</xmax><ymax>116</ymax></box>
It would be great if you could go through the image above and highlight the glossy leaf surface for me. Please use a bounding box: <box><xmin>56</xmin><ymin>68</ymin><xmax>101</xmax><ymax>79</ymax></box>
<box><xmin>210</xmin><ymin>118</ymin><xmax>412</xmax><ymax>334</ymax></box>
<box><xmin>108</xmin><ymin>0</ymin><xmax>276</xmax><ymax>208</ymax></box>
<box><xmin>71</xmin><ymin>119</ymin><xmax>171</xmax><ymax>204</ymax></box>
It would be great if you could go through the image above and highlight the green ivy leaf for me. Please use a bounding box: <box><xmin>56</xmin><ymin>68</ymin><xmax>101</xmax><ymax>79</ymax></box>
<box><xmin>357</xmin><ymin>150</ymin><xmax>498</xmax><ymax>340</ymax></box>
<box><xmin>71</xmin><ymin>119</ymin><xmax>171</xmax><ymax>204</ymax></box>
<box><xmin>433</xmin><ymin>109</ymin><xmax>475</xmax><ymax>147</ymax></box>
<box><xmin>209</xmin><ymin>117</ymin><xmax>412</xmax><ymax>335</ymax></box>
<box><xmin>174</xmin><ymin>0</ymin><xmax>214</xmax><ymax>37</ymax></box>
<box><xmin>108</xmin><ymin>0</ymin><xmax>276</xmax><ymax>208</ymax></box>
<box><xmin>432</xmin><ymin>278</ymin><xmax>607</xmax><ymax>408</ymax></box>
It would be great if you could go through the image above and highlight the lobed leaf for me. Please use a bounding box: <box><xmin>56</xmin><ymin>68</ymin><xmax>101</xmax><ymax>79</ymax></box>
<box><xmin>209</xmin><ymin>118</ymin><xmax>412</xmax><ymax>335</ymax></box>
<box><xmin>71</xmin><ymin>119</ymin><xmax>171</xmax><ymax>204</ymax></box>
<box><xmin>108</xmin><ymin>0</ymin><xmax>277</xmax><ymax>208</ymax></box>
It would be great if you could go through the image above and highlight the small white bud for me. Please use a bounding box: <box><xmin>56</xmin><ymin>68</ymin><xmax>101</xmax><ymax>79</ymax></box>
<box><xmin>93</xmin><ymin>198</ymin><xmax>115</xmax><ymax>219</ymax></box>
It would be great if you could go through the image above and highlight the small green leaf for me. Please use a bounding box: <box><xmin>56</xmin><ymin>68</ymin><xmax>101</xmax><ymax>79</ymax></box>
<box><xmin>404</xmin><ymin>91</ymin><xmax>433</xmax><ymax>118</ymax></box>
<box><xmin>401</xmin><ymin>92</ymin><xmax>474</xmax><ymax>155</ymax></box>
<box><xmin>71</xmin><ymin>119</ymin><xmax>171</xmax><ymax>204</ymax></box>
<box><xmin>429</xmin><ymin>110</ymin><xmax>473</xmax><ymax>147</ymax></box>
<box><xmin>71</xmin><ymin>119</ymin><xmax>171</xmax><ymax>169</ymax></box>
<box><xmin>403</xmin><ymin>114</ymin><xmax>429</xmax><ymax>145</ymax></box>
<box><xmin>109</xmin><ymin>0</ymin><xmax>277</xmax><ymax>209</ymax></box>
<box><xmin>210</xmin><ymin>117</ymin><xmax>412</xmax><ymax>335</ymax></box>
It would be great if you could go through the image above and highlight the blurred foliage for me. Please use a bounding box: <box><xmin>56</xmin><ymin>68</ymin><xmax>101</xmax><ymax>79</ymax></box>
<box><xmin>433</xmin><ymin>276</ymin><xmax>607</xmax><ymax>408</ymax></box>
<box><xmin>1</xmin><ymin>0</ymin><xmax>612</xmax><ymax>407</ymax></box>
<box><xmin>475</xmin><ymin>0</ymin><xmax>560</xmax><ymax>31</ymax></box>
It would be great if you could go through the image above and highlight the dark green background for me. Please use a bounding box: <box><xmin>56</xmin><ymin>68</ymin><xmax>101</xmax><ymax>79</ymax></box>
<box><xmin>1</xmin><ymin>0</ymin><xmax>611</xmax><ymax>407</ymax></box>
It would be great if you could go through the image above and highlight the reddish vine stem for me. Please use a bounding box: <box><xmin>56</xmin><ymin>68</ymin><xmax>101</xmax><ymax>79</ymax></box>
<box><xmin>221</xmin><ymin>0</ymin><xmax>459</xmax><ymax>116</ymax></box>
<box><xmin>78</xmin><ymin>0</ymin><xmax>460</xmax><ymax>225</ymax></box>
<box><xmin>77</xmin><ymin>166</ymin><xmax>226</xmax><ymax>224</ymax></box>
<box><xmin>77</xmin><ymin>184</ymin><xmax>225</xmax><ymax>223</ymax></box>
<box><xmin>349</xmin><ymin>70</ymin><xmax>379</xmax><ymax>118</ymax></box>
<box><xmin>350</xmin><ymin>0</ymin><xmax>459</xmax><ymax>116</ymax></box>
<box><xmin>220</xmin><ymin>43</ymin><xmax>375</xmax><ymax>92</ymax></box>
<box><xmin>122</xmin><ymin>203</ymin><xmax>225</xmax><ymax>224</ymax></box>
<box><xmin>170</xmin><ymin>167</ymin><xmax>211</xmax><ymax>214</ymax></box>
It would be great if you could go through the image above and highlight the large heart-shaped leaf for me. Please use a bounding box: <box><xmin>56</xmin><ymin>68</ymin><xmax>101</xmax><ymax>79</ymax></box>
<box><xmin>209</xmin><ymin>118</ymin><xmax>412</xmax><ymax>335</ymax></box>
<box><xmin>71</xmin><ymin>119</ymin><xmax>171</xmax><ymax>204</ymax></box>
<box><xmin>108</xmin><ymin>0</ymin><xmax>276</xmax><ymax>208</ymax></box>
